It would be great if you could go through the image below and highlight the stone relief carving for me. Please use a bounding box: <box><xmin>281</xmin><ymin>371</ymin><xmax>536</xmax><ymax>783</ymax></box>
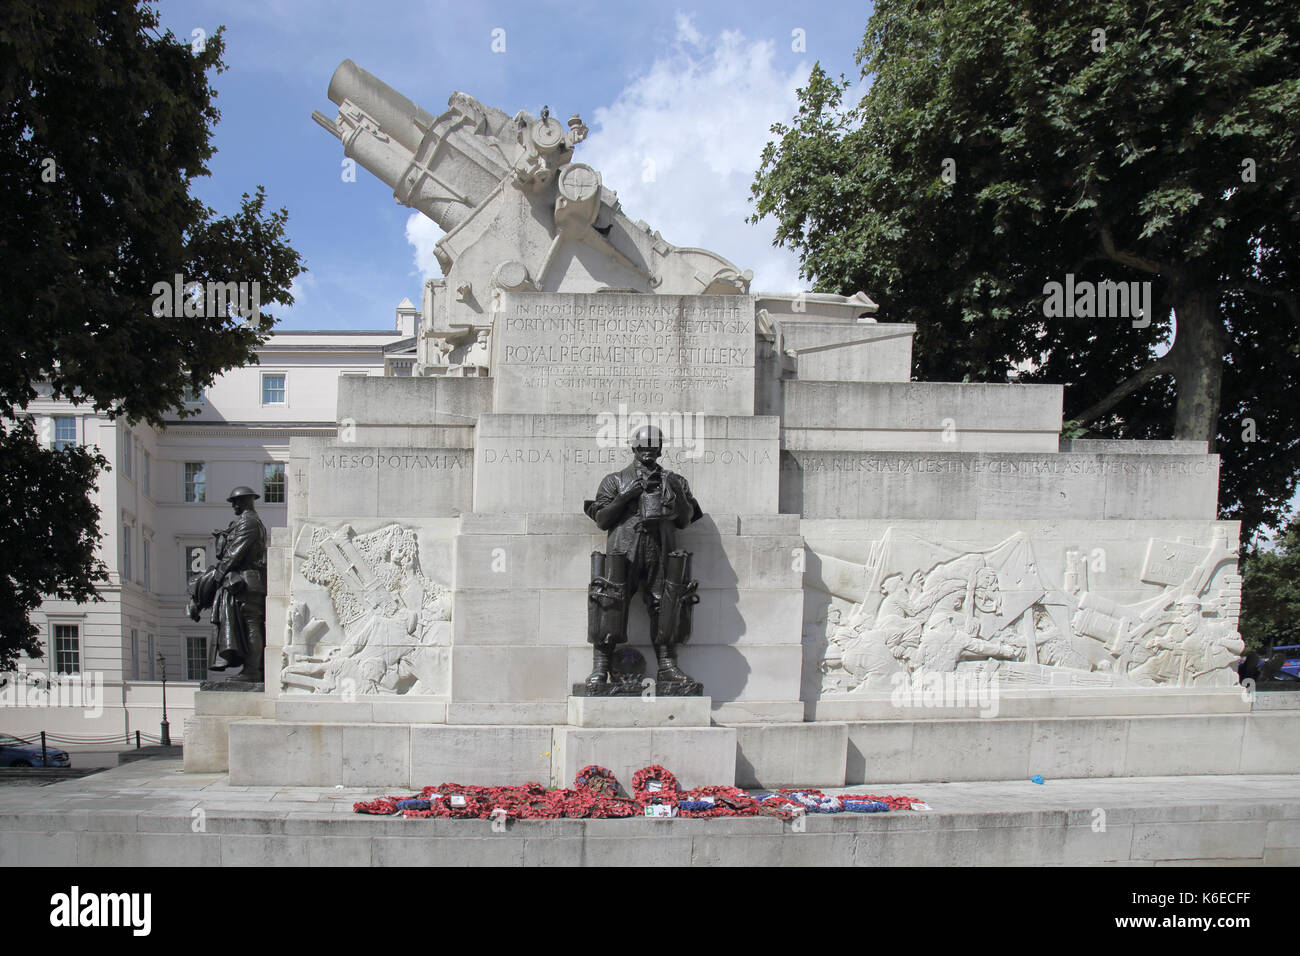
<box><xmin>281</xmin><ymin>523</ymin><xmax>452</xmax><ymax>696</ymax></box>
<box><xmin>813</xmin><ymin>529</ymin><xmax>1243</xmax><ymax>693</ymax></box>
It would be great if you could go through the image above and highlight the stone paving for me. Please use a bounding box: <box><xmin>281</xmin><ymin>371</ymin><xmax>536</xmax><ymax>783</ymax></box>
<box><xmin>0</xmin><ymin>758</ymin><xmax>1296</xmax><ymax>866</ymax></box>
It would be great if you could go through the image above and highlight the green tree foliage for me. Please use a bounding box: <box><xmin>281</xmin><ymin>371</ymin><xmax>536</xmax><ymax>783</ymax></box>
<box><xmin>750</xmin><ymin>0</ymin><xmax>1300</xmax><ymax>541</ymax></box>
<box><xmin>1240</xmin><ymin>517</ymin><xmax>1300</xmax><ymax>653</ymax></box>
<box><xmin>0</xmin><ymin>1</ymin><xmax>304</xmax><ymax>670</ymax></box>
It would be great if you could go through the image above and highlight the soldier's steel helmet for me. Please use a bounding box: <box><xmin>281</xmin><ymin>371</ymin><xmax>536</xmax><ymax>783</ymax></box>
<box><xmin>226</xmin><ymin>486</ymin><xmax>261</xmax><ymax>503</ymax></box>
<box><xmin>629</xmin><ymin>425</ymin><xmax>664</xmax><ymax>449</ymax></box>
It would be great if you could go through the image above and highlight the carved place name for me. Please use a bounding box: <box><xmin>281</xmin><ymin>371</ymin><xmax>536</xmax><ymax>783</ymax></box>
<box><xmin>786</xmin><ymin>455</ymin><xmax>1211</xmax><ymax>476</ymax></box>
<box><xmin>319</xmin><ymin>453</ymin><xmax>467</xmax><ymax>470</ymax></box>
<box><xmin>482</xmin><ymin>447</ymin><xmax>621</xmax><ymax>465</ymax></box>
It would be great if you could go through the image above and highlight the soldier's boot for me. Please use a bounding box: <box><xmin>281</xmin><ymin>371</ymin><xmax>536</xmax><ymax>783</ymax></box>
<box><xmin>585</xmin><ymin>641</ymin><xmax>615</xmax><ymax>690</ymax></box>
<box><xmin>654</xmin><ymin>642</ymin><xmax>693</xmax><ymax>684</ymax></box>
<box><xmin>232</xmin><ymin>627</ymin><xmax>265</xmax><ymax>683</ymax></box>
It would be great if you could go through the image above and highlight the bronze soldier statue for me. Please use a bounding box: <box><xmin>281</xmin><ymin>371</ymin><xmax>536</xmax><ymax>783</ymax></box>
<box><xmin>187</xmin><ymin>486</ymin><xmax>268</xmax><ymax>683</ymax></box>
<box><xmin>583</xmin><ymin>425</ymin><xmax>703</xmax><ymax>694</ymax></box>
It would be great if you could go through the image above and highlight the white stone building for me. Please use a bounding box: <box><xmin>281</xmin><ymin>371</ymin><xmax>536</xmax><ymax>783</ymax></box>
<box><xmin>1</xmin><ymin>304</ymin><xmax>419</xmax><ymax>746</ymax></box>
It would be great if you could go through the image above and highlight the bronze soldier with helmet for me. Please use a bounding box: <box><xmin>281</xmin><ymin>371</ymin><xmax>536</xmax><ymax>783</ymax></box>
<box><xmin>583</xmin><ymin>425</ymin><xmax>704</xmax><ymax>693</ymax></box>
<box><xmin>186</xmin><ymin>486</ymin><xmax>268</xmax><ymax>683</ymax></box>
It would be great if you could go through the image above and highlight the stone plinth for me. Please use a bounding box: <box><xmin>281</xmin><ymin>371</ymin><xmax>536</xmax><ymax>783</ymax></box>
<box><xmin>567</xmin><ymin>695</ymin><xmax>712</xmax><ymax>728</ymax></box>
<box><xmin>554</xmin><ymin>726</ymin><xmax>737</xmax><ymax>792</ymax></box>
<box><xmin>226</xmin><ymin>719</ymin><xmax>737</xmax><ymax>790</ymax></box>
<box><xmin>182</xmin><ymin>691</ymin><xmax>272</xmax><ymax>773</ymax></box>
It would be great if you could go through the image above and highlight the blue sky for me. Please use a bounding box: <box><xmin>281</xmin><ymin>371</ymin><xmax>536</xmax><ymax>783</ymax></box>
<box><xmin>155</xmin><ymin>1</ymin><xmax>875</xmax><ymax>331</ymax></box>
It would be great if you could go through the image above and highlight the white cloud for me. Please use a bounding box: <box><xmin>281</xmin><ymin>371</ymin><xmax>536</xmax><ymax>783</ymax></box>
<box><xmin>404</xmin><ymin>18</ymin><xmax>816</xmax><ymax>293</ymax></box>
<box><xmin>674</xmin><ymin>11</ymin><xmax>704</xmax><ymax>48</ymax></box>
<box><xmin>579</xmin><ymin>20</ymin><xmax>811</xmax><ymax>293</ymax></box>
<box><xmin>405</xmin><ymin>213</ymin><xmax>443</xmax><ymax>280</ymax></box>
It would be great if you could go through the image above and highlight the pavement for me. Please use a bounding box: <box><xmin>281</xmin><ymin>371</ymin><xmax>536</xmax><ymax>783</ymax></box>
<box><xmin>0</xmin><ymin>758</ymin><xmax>1297</xmax><ymax>865</ymax></box>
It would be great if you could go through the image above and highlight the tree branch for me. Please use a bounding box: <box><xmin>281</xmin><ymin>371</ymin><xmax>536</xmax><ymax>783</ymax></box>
<box><xmin>1069</xmin><ymin>352</ymin><xmax>1177</xmax><ymax>428</ymax></box>
<box><xmin>1097</xmin><ymin>223</ymin><xmax>1173</xmax><ymax>278</ymax></box>
<box><xmin>1220</xmin><ymin>280</ymin><xmax>1300</xmax><ymax>324</ymax></box>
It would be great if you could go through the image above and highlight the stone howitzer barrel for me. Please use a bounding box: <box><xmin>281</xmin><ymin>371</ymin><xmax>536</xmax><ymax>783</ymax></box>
<box><xmin>313</xmin><ymin>59</ymin><xmax>524</xmax><ymax>232</ymax></box>
<box><xmin>312</xmin><ymin>60</ymin><xmax>755</xmax><ymax>344</ymax></box>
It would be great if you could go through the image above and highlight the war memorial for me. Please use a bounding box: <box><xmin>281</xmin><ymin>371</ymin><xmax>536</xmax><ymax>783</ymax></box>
<box><xmin>3</xmin><ymin>60</ymin><xmax>1299</xmax><ymax>867</ymax></box>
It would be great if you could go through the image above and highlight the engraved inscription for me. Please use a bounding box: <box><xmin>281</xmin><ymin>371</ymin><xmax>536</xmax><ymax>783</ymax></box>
<box><xmin>497</xmin><ymin>295</ymin><xmax>756</xmax><ymax>410</ymax></box>
<box><xmin>319</xmin><ymin>452</ymin><xmax>468</xmax><ymax>470</ymax></box>
<box><xmin>784</xmin><ymin>454</ymin><xmax>1211</xmax><ymax>477</ymax></box>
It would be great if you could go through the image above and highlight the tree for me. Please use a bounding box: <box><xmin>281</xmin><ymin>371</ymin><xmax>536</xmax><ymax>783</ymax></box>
<box><xmin>0</xmin><ymin>1</ymin><xmax>304</xmax><ymax>670</ymax></box>
<box><xmin>750</xmin><ymin>0</ymin><xmax>1300</xmax><ymax>541</ymax></box>
<box><xmin>1240</xmin><ymin>516</ymin><xmax>1300</xmax><ymax>654</ymax></box>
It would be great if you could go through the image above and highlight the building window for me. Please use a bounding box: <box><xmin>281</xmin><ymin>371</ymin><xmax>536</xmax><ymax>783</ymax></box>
<box><xmin>184</xmin><ymin>462</ymin><xmax>206</xmax><ymax>503</ymax></box>
<box><xmin>263</xmin><ymin>462</ymin><xmax>286</xmax><ymax>503</ymax></box>
<box><xmin>53</xmin><ymin>624</ymin><xmax>80</xmax><ymax>675</ymax></box>
<box><xmin>142</xmin><ymin>450</ymin><xmax>151</xmax><ymax>497</ymax></box>
<box><xmin>121</xmin><ymin>429</ymin><xmax>132</xmax><ymax>476</ymax></box>
<box><xmin>184</xmin><ymin>385</ymin><xmax>205</xmax><ymax>405</ymax></box>
<box><xmin>122</xmin><ymin>525</ymin><xmax>132</xmax><ymax>582</ymax></box>
<box><xmin>185</xmin><ymin>545</ymin><xmax>207</xmax><ymax>584</ymax></box>
<box><xmin>261</xmin><ymin>373</ymin><xmax>286</xmax><ymax>405</ymax></box>
<box><xmin>130</xmin><ymin>629</ymin><xmax>139</xmax><ymax>681</ymax></box>
<box><xmin>185</xmin><ymin>636</ymin><xmax>209</xmax><ymax>681</ymax></box>
<box><xmin>53</xmin><ymin>416</ymin><xmax>77</xmax><ymax>452</ymax></box>
<box><xmin>147</xmin><ymin>635</ymin><xmax>155</xmax><ymax>681</ymax></box>
<box><xmin>142</xmin><ymin>537</ymin><xmax>151</xmax><ymax>590</ymax></box>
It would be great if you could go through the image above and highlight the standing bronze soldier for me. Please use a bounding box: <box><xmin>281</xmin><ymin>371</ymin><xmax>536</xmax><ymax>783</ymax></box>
<box><xmin>583</xmin><ymin>426</ymin><xmax>703</xmax><ymax>694</ymax></box>
<box><xmin>187</xmin><ymin>486</ymin><xmax>268</xmax><ymax>683</ymax></box>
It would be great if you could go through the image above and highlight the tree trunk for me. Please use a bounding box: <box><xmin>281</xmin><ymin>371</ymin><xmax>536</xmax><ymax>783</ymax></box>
<box><xmin>1169</xmin><ymin>288</ymin><xmax>1225</xmax><ymax>449</ymax></box>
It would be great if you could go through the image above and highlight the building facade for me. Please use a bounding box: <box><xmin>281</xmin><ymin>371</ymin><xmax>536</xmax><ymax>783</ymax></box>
<box><xmin>1</xmin><ymin>304</ymin><xmax>418</xmax><ymax>745</ymax></box>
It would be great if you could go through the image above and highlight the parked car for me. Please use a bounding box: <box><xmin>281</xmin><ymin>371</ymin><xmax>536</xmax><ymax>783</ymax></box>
<box><xmin>0</xmin><ymin>733</ymin><xmax>70</xmax><ymax>767</ymax></box>
<box><xmin>1270</xmin><ymin>645</ymin><xmax>1300</xmax><ymax>679</ymax></box>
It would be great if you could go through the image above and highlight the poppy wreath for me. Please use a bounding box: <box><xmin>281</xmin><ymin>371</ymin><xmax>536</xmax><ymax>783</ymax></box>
<box><xmin>354</xmin><ymin>777</ymin><xmax>922</xmax><ymax>819</ymax></box>
<box><xmin>573</xmin><ymin>765</ymin><xmax>622</xmax><ymax>796</ymax></box>
<box><xmin>675</xmin><ymin>785</ymin><xmax>758</xmax><ymax>818</ymax></box>
<box><xmin>354</xmin><ymin>797</ymin><xmax>399</xmax><ymax>815</ymax></box>
<box><xmin>632</xmin><ymin>764</ymin><xmax>680</xmax><ymax>799</ymax></box>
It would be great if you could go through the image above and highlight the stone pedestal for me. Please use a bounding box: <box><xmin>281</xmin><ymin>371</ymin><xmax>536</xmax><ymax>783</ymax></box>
<box><xmin>226</xmin><ymin>718</ymin><xmax>737</xmax><ymax>791</ymax></box>
<box><xmin>566</xmin><ymin>695</ymin><xmax>711</xmax><ymax>727</ymax></box>
<box><xmin>182</xmin><ymin>691</ymin><xmax>272</xmax><ymax>773</ymax></box>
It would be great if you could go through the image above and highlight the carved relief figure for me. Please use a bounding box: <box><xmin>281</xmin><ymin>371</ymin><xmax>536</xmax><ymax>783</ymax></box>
<box><xmin>814</xmin><ymin>529</ymin><xmax>1242</xmax><ymax>693</ymax></box>
<box><xmin>281</xmin><ymin>524</ymin><xmax>451</xmax><ymax>695</ymax></box>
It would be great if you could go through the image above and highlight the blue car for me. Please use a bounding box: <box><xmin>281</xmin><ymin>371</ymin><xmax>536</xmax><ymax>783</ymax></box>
<box><xmin>0</xmin><ymin>733</ymin><xmax>70</xmax><ymax>767</ymax></box>
<box><xmin>1272</xmin><ymin>645</ymin><xmax>1300</xmax><ymax>679</ymax></box>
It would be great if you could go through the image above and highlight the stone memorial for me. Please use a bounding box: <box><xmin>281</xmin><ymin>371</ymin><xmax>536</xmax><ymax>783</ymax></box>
<box><xmin>186</xmin><ymin>60</ymin><xmax>1253</xmax><ymax>790</ymax></box>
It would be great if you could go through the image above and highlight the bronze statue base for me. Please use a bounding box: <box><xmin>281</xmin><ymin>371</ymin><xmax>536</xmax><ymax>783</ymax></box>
<box><xmin>199</xmin><ymin>680</ymin><xmax>264</xmax><ymax>693</ymax></box>
<box><xmin>572</xmin><ymin>677</ymin><xmax>703</xmax><ymax>697</ymax></box>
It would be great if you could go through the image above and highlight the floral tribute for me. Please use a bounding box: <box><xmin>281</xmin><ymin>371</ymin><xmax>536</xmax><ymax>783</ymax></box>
<box><xmin>353</xmin><ymin>766</ymin><xmax>920</xmax><ymax>821</ymax></box>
